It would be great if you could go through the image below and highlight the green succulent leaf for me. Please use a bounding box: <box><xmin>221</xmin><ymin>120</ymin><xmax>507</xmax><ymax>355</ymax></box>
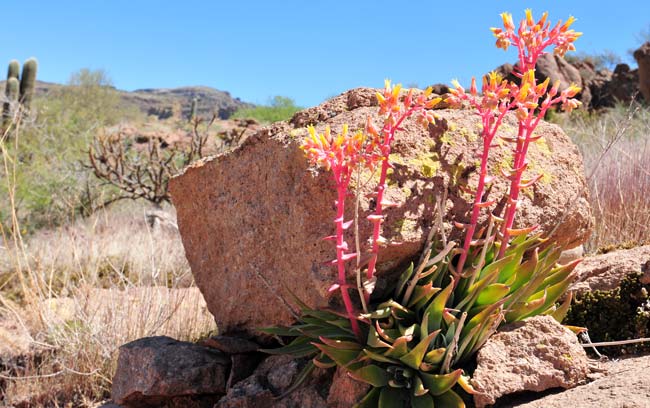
<box><xmin>426</xmin><ymin>277</ymin><xmax>455</xmax><ymax>332</ymax></box>
<box><xmin>412</xmin><ymin>374</ymin><xmax>429</xmax><ymax>397</ymax></box>
<box><xmin>313</xmin><ymin>352</ymin><xmax>336</xmax><ymax>369</ymax></box>
<box><xmin>363</xmin><ymin>349</ymin><xmax>401</xmax><ymax>364</ymax></box>
<box><xmin>368</xmin><ymin>326</ymin><xmax>391</xmax><ymax>348</ymax></box>
<box><xmin>354</xmin><ymin>386</ymin><xmax>381</xmax><ymax>408</ymax></box>
<box><xmin>432</xmin><ymin>388</ymin><xmax>465</xmax><ymax>407</ymax></box>
<box><xmin>379</xmin><ymin>386</ymin><xmax>408</xmax><ymax>408</ymax></box>
<box><xmin>399</xmin><ymin>330</ymin><xmax>439</xmax><ymax>370</ymax></box>
<box><xmin>551</xmin><ymin>291</ymin><xmax>573</xmax><ymax>323</ymax></box>
<box><xmin>419</xmin><ymin>368</ymin><xmax>462</xmax><ymax>396</ymax></box>
<box><xmin>312</xmin><ymin>343</ymin><xmax>361</xmax><ymax>367</ymax></box>
<box><xmin>396</xmin><ymin>262</ymin><xmax>415</xmax><ymax>298</ymax></box>
<box><xmin>408</xmin><ymin>282</ymin><xmax>442</xmax><ymax>308</ymax></box>
<box><xmin>475</xmin><ymin>283</ymin><xmax>510</xmax><ymax>306</ymax></box>
<box><xmin>349</xmin><ymin>364</ymin><xmax>390</xmax><ymax>387</ymax></box>
<box><xmin>424</xmin><ymin>347</ymin><xmax>447</xmax><ymax>364</ymax></box>
<box><xmin>318</xmin><ymin>336</ymin><xmax>362</xmax><ymax>350</ymax></box>
<box><xmin>258</xmin><ymin>326</ymin><xmax>298</xmax><ymax>336</ymax></box>
<box><xmin>411</xmin><ymin>393</ymin><xmax>435</xmax><ymax>408</ymax></box>
<box><xmin>385</xmin><ymin>336</ymin><xmax>411</xmax><ymax>359</ymax></box>
<box><xmin>260</xmin><ymin>337</ymin><xmax>316</xmax><ymax>358</ymax></box>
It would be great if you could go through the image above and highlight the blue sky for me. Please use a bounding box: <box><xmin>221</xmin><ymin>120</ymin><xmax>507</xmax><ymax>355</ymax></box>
<box><xmin>3</xmin><ymin>1</ymin><xmax>649</xmax><ymax>107</ymax></box>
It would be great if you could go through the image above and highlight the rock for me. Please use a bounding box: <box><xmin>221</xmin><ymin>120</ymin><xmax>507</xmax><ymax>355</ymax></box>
<box><xmin>200</xmin><ymin>335</ymin><xmax>259</xmax><ymax>354</ymax></box>
<box><xmin>536</xmin><ymin>54</ymin><xmax>589</xmax><ymax>106</ymax></box>
<box><xmin>216</xmin><ymin>355</ymin><xmax>329</xmax><ymax>408</ymax></box>
<box><xmin>559</xmin><ymin>245</ymin><xmax>584</xmax><ymax>265</ymax></box>
<box><xmin>327</xmin><ymin>367</ymin><xmax>370</xmax><ymax>407</ymax></box>
<box><xmin>471</xmin><ymin>315</ymin><xmax>590</xmax><ymax>408</ymax></box>
<box><xmin>112</xmin><ymin>336</ymin><xmax>230</xmax><ymax>406</ymax></box>
<box><xmin>170</xmin><ymin>87</ymin><xmax>592</xmax><ymax>334</ymax></box>
<box><xmin>510</xmin><ymin>354</ymin><xmax>650</xmax><ymax>408</ymax></box>
<box><xmin>569</xmin><ymin>245</ymin><xmax>650</xmax><ymax>294</ymax></box>
<box><xmin>634</xmin><ymin>42</ymin><xmax>650</xmax><ymax>102</ymax></box>
<box><xmin>604</xmin><ymin>64</ymin><xmax>641</xmax><ymax>105</ymax></box>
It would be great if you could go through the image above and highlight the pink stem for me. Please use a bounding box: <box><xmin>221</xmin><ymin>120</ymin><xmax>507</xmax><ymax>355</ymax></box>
<box><xmin>365</xmin><ymin>107</ymin><xmax>420</xmax><ymax>300</ymax></box>
<box><xmin>455</xmin><ymin>116</ymin><xmax>493</xmax><ymax>276</ymax></box>
<box><xmin>333</xmin><ymin>169</ymin><xmax>362</xmax><ymax>340</ymax></box>
<box><xmin>498</xmin><ymin>119</ymin><xmax>534</xmax><ymax>258</ymax></box>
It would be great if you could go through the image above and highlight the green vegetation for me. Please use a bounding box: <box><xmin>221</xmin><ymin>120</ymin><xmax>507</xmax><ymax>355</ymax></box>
<box><xmin>566</xmin><ymin>273</ymin><xmax>650</xmax><ymax>355</ymax></box>
<box><xmin>231</xmin><ymin>95</ymin><xmax>301</xmax><ymax>123</ymax></box>
<box><xmin>1</xmin><ymin>68</ymin><xmax>143</xmax><ymax>231</ymax></box>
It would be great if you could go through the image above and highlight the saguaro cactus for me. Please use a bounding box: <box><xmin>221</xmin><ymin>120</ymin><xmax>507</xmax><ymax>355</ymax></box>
<box><xmin>189</xmin><ymin>97</ymin><xmax>198</xmax><ymax>122</ymax></box>
<box><xmin>7</xmin><ymin>60</ymin><xmax>20</xmax><ymax>81</ymax></box>
<box><xmin>19</xmin><ymin>58</ymin><xmax>38</xmax><ymax>111</ymax></box>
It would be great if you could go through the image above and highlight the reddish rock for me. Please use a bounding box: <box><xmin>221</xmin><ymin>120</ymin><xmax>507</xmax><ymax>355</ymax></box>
<box><xmin>569</xmin><ymin>245</ymin><xmax>650</xmax><ymax>294</ymax></box>
<box><xmin>513</xmin><ymin>354</ymin><xmax>650</xmax><ymax>408</ymax></box>
<box><xmin>634</xmin><ymin>42</ymin><xmax>650</xmax><ymax>102</ymax></box>
<box><xmin>112</xmin><ymin>336</ymin><xmax>230</xmax><ymax>406</ymax></box>
<box><xmin>536</xmin><ymin>54</ymin><xmax>589</xmax><ymax>105</ymax></box>
<box><xmin>170</xmin><ymin>88</ymin><xmax>592</xmax><ymax>334</ymax></box>
<box><xmin>471</xmin><ymin>315</ymin><xmax>590</xmax><ymax>408</ymax></box>
<box><xmin>327</xmin><ymin>367</ymin><xmax>370</xmax><ymax>407</ymax></box>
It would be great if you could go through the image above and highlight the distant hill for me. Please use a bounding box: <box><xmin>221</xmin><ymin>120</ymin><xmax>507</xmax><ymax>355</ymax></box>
<box><xmin>1</xmin><ymin>80</ymin><xmax>254</xmax><ymax>120</ymax></box>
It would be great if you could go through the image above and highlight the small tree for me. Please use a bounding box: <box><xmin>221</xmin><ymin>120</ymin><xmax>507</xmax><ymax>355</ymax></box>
<box><xmin>87</xmin><ymin>114</ymin><xmax>214</xmax><ymax>208</ymax></box>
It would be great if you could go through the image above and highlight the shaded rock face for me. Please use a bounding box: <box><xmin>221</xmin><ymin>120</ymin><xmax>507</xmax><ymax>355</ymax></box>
<box><xmin>471</xmin><ymin>315</ymin><xmax>590</xmax><ymax>408</ymax></box>
<box><xmin>112</xmin><ymin>336</ymin><xmax>230</xmax><ymax>407</ymax></box>
<box><xmin>569</xmin><ymin>245</ymin><xmax>650</xmax><ymax>294</ymax></box>
<box><xmin>216</xmin><ymin>355</ymin><xmax>329</xmax><ymax>408</ymax></box>
<box><xmin>170</xmin><ymin>88</ymin><xmax>592</xmax><ymax>334</ymax></box>
<box><xmin>634</xmin><ymin>42</ymin><xmax>650</xmax><ymax>102</ymax></box>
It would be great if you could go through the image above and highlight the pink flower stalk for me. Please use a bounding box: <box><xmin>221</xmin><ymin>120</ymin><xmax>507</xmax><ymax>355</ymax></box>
<box><xmin>447</xmin><ymin>72</ymin><xmax>512</xmax><ymax>276</ymax></box>
<box><xmin>301</xmin><ymin>124</ymin><xmax>375</xmax><ymax>340</ymax></box>
<box><xmin>364</xmin><ymin>81</ymin><xmax>440</xmax><ymax>301</ymax></box>
<box><xmin>493</xmin><ymin>10</ymin><xmax>582</xmax><ymax>258</ymax></box>
<box><xmin>449</xmin><ymin>10</ymin><xmax>583</xmax><ymax>265</ymax></box>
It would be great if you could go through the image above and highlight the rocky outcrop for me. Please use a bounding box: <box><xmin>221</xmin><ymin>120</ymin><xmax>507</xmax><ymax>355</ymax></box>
<box><xmin>569</xmin><ymin>245</ymin><xmax>650</xmax><ymax>294</ymax></box>
<box><xmin>170</xmin><ymin>87</ymin><xmax>592</xmax><ymax>335</ymax></box>
<box><xmin>471</xmin><ymin>315</ymin><xmax>590</xmax><ymax>408</ymax></box>
<box><xmin>634</xmin><ymin>42</ymin><xmax>650</xmax><ymax>102</ymax></box>
<box><xmin>536</xmin><ymin>54</ymin><xmax>590</xmax><ymax>106</ymax></box>
<box><xmin>511</xmin><ymin>354</ymin><xmax>650</xmax><ymax>408</ymax></box>
<box><xmin>112</xmin><ymin>336</ymin><xmax>230</xmax><ymax>406</ymax></box>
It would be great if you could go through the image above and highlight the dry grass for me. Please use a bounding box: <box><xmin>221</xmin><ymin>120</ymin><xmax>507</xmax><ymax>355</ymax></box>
<box><xmin>0</xmin><ymin>203</ymin><xmax>216</xmax><ymax>406</ymax></box>
<box><xmin>556</xmin><ymin>103</ymin><xmax>650</xmax><ymax>253</ymax></box>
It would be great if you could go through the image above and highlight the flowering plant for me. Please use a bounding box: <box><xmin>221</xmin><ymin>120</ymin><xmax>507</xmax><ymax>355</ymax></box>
<box><xmin>264</xmin><ymin>10</ymin><xmax>583</xmax><ymax>407</ymax></box>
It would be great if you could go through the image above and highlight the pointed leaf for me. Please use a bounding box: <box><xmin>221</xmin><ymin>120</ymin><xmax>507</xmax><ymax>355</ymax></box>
<box><xmin>396</xmin><ymin>262</ymin><xmax>415</xmax><ymax>297</ymax></box>
<box><xmin>353</xmin><ymin>386</ymin><xmax>381</xmax><ymax>408</ymax></box>
<box><xmin>399</xmin><ymin>331</ymin><xmax>439</xmax><ymax>370</ymax></box>
<box><xmin>551</xmin><ymin>292</ymin><xmax>573</xmax><ymax>323</ymax></box>
<box><xmin>476</xmin><ymin>283</ymin><xmax>510</xmax><ymax>306</ymax></box>
<box><xmin>312</xmin><ymin>343</ymin><xmax>360</xmax><ymax>367</ymax></box>
<box><xmin>432</xmin><ymin>388</ymin><xmax>465</xmax><ymax>407</ymax></box>
<box><xmin>379</xmin><ymin>386</ymin><xmax>407</xmax><ymax>408</ymax></box>
<box><xmin>349</xmin><ymin>364</ymin><xmax>389</xmax><ymax>387</ymax></box>
<box><xmin>363</xmin><ymin>349</ymin><xmax>401</xmax><ymax>364</ymax></box>
<box><xmin>420</xmin><ymin>369</ymin><xmax>463</xmax><ymax>396</ymax></box>
<box><xmin>426</xmin><ymin>277</ymin><xmax>455</xmax><ymax>332</ymax></box>
<box><xmin>385</xmin><ymin>336</ymin><xmax>410</xmax><ymax>359</ymax></box>
<box><xmin>411</xmin><ymin>393</ymin><xmax>435</xmax><ymax>408</ymax></box>
<box><xmin>412</xmin><ymin>375</ymin><xmax>429</xmax><ymax>397</ymax></box>
<box><xmin>423</xmin><ymin>347</ymin><xmax>446</xmax><ymax>364</ymax></box>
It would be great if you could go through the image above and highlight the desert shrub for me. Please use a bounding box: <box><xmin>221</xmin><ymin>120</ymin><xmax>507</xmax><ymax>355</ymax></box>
<box><xmin>0</xmin><ymin>68</ymin><xmax>143</xmax><ymax>231</ymax></box>
<box><xmin>555</xmin><ymin>103</ymin><xmax>650</xmax><ymax>252</ymax></box>
<box><xmin>566</xmin><ymin>273</ymin><xmax>650</xmax><ymax>355</ymax></box>
<box><xmin>231</xmin><ymin>95</ymin><xmax>301</xmax><ymax>123</ymax></box>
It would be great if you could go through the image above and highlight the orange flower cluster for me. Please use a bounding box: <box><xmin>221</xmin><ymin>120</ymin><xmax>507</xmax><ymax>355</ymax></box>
<box><xmin>491</xmin><ymin>9</ymin><xmax>582</xmax><ymax>71</ymax></box>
